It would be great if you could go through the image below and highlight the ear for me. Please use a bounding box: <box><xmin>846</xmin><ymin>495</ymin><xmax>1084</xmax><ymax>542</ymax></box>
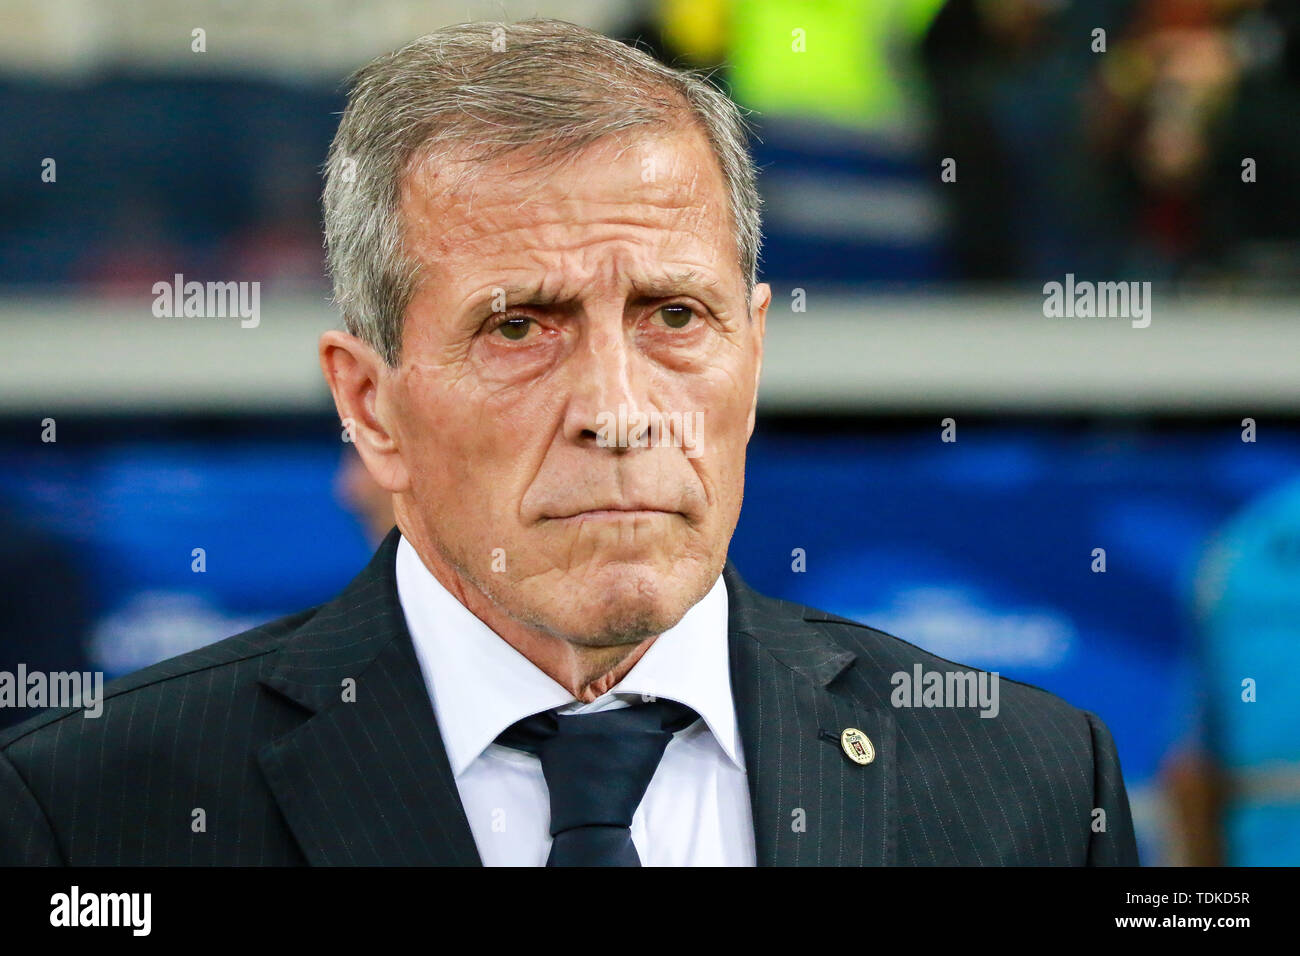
<box><xmin>319</xmin><ymin>329</ymin><xmax>410</xmax><ymax>493</ymax></box>
<box><xmin>745</xmin><ymin>282</ymin><xmax>770</xmax><ymax>439</ymax></box>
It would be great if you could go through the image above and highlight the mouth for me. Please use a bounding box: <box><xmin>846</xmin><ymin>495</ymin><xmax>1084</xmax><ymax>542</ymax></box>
<box><xmin>546</xmin><ymin>507</ymin><xmax>679</xmax><ymax>522</ymax></box>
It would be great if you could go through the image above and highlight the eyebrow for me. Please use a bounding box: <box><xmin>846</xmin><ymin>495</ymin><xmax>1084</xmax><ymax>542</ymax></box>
<box><xmin>628</xmin><ymin>270</ymin><xmax>719</xmax><ymax>301</ymax></box>
<box><xmin>483</xmin><ymin>270</ymin><xmax>723</xmax><ymax>310</ymax></box>
<box><xmin>491</xmin><ymin>282</ymin><xmax>565</xmax><ymax>307</ymax></box>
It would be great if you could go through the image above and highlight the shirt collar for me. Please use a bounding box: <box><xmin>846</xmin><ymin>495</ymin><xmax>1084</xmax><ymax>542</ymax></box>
<box><xmin>395</xmin><ymin>534</ymin><xmax>743</xmax><ymax>778</ymax></box>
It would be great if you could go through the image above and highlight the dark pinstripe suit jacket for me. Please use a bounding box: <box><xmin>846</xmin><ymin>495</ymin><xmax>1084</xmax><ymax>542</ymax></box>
<box><xmin>0</xmin><ymin>528</ymin><xmax>1139</xmax><ymax>865</ymax></box>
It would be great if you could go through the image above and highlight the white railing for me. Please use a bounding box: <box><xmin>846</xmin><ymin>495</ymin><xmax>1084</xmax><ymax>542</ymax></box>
<box><xmin>2</xmin><ymin>289</ymin><xmax>1296</xmax><ymax>414</ymax></box>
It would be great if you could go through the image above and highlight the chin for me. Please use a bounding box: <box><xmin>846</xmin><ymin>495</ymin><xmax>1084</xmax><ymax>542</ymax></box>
<box><xmin>547</xmin><ymin>556</ymin><xmax>704</xmax><ymax>647</ymax></box>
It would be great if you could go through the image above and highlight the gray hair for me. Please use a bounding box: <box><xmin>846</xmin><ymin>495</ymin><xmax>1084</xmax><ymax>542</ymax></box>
<box><xmin>323</xmin><ymin>18</ymin><xmax>761</xmax><ymax>366</ymax></box>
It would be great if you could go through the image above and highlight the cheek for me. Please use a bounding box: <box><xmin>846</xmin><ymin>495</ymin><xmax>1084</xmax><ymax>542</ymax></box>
<box><xmin>659</xmin><ymin>357</ymin><xmax>755</xmax><ymax>508</ymax></box>
<box><xmin>399</xmin><ymin>370</ymin><xmax>558</xmax><ymax>499</ymax></box>
<box><xmin>397</xmin><ymin>375</ymin><xmax>481</xmax><ymax>490</ymax></box>
<box><xmin>669</xmin><ymin>354</ymin><xmax>755</xmax><ymax>442</ymax></box>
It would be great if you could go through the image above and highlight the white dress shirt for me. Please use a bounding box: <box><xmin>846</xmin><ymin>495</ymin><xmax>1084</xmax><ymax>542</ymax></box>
<box><xmin>395</xmin><ymin>535</ymin><xmax>756</xmax><ymax>866</ymax></box>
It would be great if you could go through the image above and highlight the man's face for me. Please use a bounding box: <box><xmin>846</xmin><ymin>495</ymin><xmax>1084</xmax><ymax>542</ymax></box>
<box><xmin>380</xmin><ymin>126</ymin><xmax>768</xmax><ymax>647</ymax></box>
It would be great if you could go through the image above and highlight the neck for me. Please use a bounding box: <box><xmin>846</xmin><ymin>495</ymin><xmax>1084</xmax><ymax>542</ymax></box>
<box><xmin>504</xmin><ymin>630</ymin><xmax>657</xmax><ymax>702</ymax></box>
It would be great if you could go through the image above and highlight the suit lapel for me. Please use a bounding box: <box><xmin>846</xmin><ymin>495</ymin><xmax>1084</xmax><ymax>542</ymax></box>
<box><xmin>256</xmin><ymin>528</ymin><xmax>481</xmax><ymax>866</ymax></box>
<box><xmin>725</xmin><ymin>563</ymin><xmax>897</xmax><ymax>866</ymax></box>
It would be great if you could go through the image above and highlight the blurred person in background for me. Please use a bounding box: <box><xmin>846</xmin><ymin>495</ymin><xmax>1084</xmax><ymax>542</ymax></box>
<box><xmin>922</xmin><ymin>0</ymin><xmax>1131</xmax><ymax>279</ymax></box>
<box><xmin>1164</xmin><ymin>475</ymin><xmax>1300</xmax><ymax>866</ymax></box>
<box><xmin>646</xmin><ymin>0</ymin><xmax>949</xmax><ymax>284</ymax></box>
<box><xmin>922</xmin><ymin>0</ymin><xmax>1300</xmax><ymax>282</ymax></box>
<box><xmin>1086</xmin><ymin>0</ymin><xmax>1300</xmax><ymax>281</ymax></box>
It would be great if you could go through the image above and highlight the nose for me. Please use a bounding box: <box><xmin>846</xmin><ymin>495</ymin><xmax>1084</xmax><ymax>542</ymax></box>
<box><xmin>561</xmin><ymin>315</ymin><xmax>648</xmax><ymax>452</ymax></box>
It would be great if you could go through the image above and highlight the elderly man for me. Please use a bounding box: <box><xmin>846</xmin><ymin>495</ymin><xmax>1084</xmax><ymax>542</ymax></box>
<box><xmin>0</xmin><ymin>20</ymin><xmax>1137</xmax><ymax>867</ymax></box>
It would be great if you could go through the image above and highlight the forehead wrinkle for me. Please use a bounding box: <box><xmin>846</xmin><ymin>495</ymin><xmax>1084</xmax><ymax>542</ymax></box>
<box><xmin>428</xmin><ymin>194</ymin><xmax>715</xmax><ymax>255</ymax></box>
<box><xmin>410</xmin><ymin>212</ymin><xmax>713</xmax><ymax>284</ymax></box>
<box><xmin>406</xmin><ymin>148</ymin><xmax>722</xmax><ymax>250</ymax></box>
<box><xmin>437</xmin><ymin>219</ymin><xmax>721</xmax><ymax>290</ymax></box>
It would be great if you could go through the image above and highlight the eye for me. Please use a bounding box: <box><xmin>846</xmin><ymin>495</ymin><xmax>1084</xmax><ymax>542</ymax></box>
<box><xmin>654</xmin><ymin>304</ymin><xmax>696</xmax><ymax>330</ymax></box>
<box><xmin>494</xmin><ymin>316</ymin><xmax>535</xmax><ymax>341</ymax></box>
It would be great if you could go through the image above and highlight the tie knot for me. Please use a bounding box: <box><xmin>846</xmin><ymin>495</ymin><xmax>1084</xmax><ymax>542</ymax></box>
<box><xmin>496</xmin><ymin>697</ymin><xmax>699</xmax><ymax>757</ymax></box>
